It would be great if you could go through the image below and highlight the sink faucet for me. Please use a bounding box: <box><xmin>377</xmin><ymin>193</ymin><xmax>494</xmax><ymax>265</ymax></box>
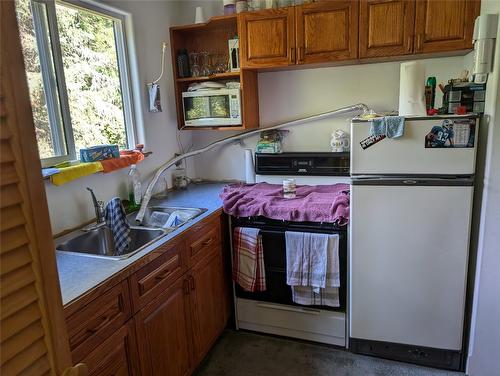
<box><xmin>87</xmin><ymin>187</ymin><xmax>105</xmax><ymax>224</ymax></box>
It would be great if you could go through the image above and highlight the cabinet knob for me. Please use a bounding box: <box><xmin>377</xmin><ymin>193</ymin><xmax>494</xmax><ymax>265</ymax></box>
<box><xmin>183</xmin><ymin>279</ymin><xmax>190</xmax><ymax>295</ymax></box>
<box><xmin>416</xmin><ymin>34</ymin><xmax>423</xmax><ymax>51</ymax></box>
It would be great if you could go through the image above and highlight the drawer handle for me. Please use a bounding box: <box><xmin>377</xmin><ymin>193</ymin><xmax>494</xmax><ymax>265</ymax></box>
<box><xmin>86</xmin><ymin>315</ymin><xmax>110</xmax><ymax>334</ymax></box>
<box><xmin>154</xmin><ymin>269</ymin><xmax>171</xmax><ymax>281</ymax></box>
<box><xmin>189</xmin><ymin>275</ymin><xmax>195</xmax><ymax>291</ymax></box>
<box><xmin>202</xmin><ymin>238</ymin><xmax>214</xmax><ymax>247</ymax></box>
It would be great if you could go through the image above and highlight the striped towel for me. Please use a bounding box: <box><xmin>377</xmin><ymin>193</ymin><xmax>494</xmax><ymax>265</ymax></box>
<box><xmin>232</xmin><ymin>227</ymin><xmax>266</xmax><ymax>292</ymax></box>
<box><xmin>286</xmin><ymin>232</ymin><xmax>340</xmax><ymax>307</ymax></box>
<box><xmin>291</xmin><ymin>286</ymin><xmax>339</xmax><ymax>307</ymax></box>
<box><xmin>105</xmin><ymin>197</ymin><xmax>131</xmax><ymax>255</ymax></box>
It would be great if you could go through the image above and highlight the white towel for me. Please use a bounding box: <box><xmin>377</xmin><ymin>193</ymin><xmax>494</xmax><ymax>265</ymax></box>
<box><xmin>286</xmin><ymin>232</ymin><xmax>328</xmax><ymax>293</ymax></box>
<box><xmin>286</xmin><ymin>232</ymin><xmax>340</xmax><ymax>307</ymax></box>
<box><xmin>292</xmin><ymin>286</ymin><xmax>340</xmax><ymax>307</ymax></box>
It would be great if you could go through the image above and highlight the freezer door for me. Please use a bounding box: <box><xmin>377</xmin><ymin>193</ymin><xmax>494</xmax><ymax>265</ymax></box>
<box><xmin>351</xmin><ymin>118</ymin><xmax>479</xmax><ymax>176</ymax></box>
<box><xmin>349</xmin><ymin>184</ymin><xmax>473</xmax><ymax>350</ymax></box>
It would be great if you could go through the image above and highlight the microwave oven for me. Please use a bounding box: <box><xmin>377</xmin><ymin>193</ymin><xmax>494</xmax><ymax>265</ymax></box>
<box><xmin>182</xmin><ymin>88</ymin><xmax>242</xmax><ymax>126</ymax></box>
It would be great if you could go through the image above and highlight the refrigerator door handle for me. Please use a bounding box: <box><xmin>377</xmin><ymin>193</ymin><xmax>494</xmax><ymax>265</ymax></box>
<box><xmin>402</xmin><ymin>179</ymin><xmax>418</xmax><ymax>185</ymax></box>
<box><xmin>351</xmin><ymin>176</ymin><xmax>474</xmax><ymax>186</ymax></box>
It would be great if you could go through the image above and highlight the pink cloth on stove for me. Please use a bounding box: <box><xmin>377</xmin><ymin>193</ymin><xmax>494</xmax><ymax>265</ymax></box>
<box><xmin>220</xmin><ymin>182</ymin><xmax>350</xmax><ymax>225</ymax></box>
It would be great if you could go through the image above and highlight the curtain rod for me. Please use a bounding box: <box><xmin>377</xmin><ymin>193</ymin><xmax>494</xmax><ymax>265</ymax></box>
<box><xmin>135</xmin><ymin>103</ymin><xmax>371</xmax><ymax>223</ymax></box>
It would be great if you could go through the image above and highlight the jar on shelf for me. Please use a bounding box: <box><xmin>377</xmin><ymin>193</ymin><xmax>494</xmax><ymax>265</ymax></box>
<box><xmin>278</xmin><ymin>0</ymin><xmax>291</xmax><ymax>8</ymax></box>
<box><xmin>236</xmin><ymin>0</ymin><xmax>248</xmax><ymax>13</ymax></box>
<box><xmin>223</xmin><ymin>0</ymin><xmax>236</xmax><ymax>15</ymax></box>
<box><xmin>176</xmin><ymin>49</ymin><xmax>190</xmax><ymax>78</ymax></box>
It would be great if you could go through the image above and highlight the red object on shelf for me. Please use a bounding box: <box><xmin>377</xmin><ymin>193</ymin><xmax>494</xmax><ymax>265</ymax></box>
<box><xmin>427</xmin><ymin>108</ymin><xmax>438</xmax><ymax>116</ymax></box>
<box><xmin>454</xmin><ymin>106</ymin><xmax>467</xmax><ymax>115</ymax></box>
<box><xmin>100</xmin><ymin>150</ymin><xmax>145</xmax><ymax>173</ymax></box>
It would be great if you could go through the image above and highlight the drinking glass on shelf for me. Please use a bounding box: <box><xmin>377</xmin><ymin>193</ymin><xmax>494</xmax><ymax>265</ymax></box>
<box><xmin>216</xmin><ymin>55</ymin><xmax>229</xmax><ymax>74</ymax></box>
<box><xmin>189</xmin><ymin>52</ymin><xmax>201</xmax><ymax>77</ymax></box>
<box><xmin>200</xmin><ymin>52</ymin><xmax>211</xmax><ymax>76</ymax></box>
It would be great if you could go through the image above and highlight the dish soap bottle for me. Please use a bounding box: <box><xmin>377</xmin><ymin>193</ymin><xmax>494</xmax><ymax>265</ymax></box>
<box><xmin>128</xmin><ymin>164</ymin><xmax>142</xmax><ymax>211</ymax></box>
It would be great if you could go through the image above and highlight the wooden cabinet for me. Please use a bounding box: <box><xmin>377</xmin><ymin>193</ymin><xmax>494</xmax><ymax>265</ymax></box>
<box><xmin>66</xmin><ymin>212</ymin><xmax>230</xmax><ymax>376</ymax></box>
<box><xmin>296</xmin><ymin>0</ymin><xmax>358</xmax><ymax>64</ymax></box>
<box><xmin>414</xmin><ymin>0</ymin><xmax>480</xmax><ymax>54</ymax></box>
<box><xmin>170</xmin><ymin>16</ymin><xmax>259</xmax><ymax>130</ymax></box>
<box><xmin>359</xmin><ymin>0</ymin><xmax>415</xmax><ymax>58</ymax></box>
<box><xmin>80</xmin><ymin>322</ymin><xmax>138</xmax><ymax>376</ymax></box>
<box><xmin>129</xmin><ymin>239</ymin><xmax>186</xmax><ymax>312</ymax></box>
<box><xmin>66</xmin><ymin>281</ymin><xmax>131</xmax><ymax>364</ymax></box>
<box><xmin>239</xmin><ymin>2</ymin><xmax>358</xmax><ymax>68</ymax></box>
<box><xmin>135</xmin><ymin>277</ymin><xmax>192</xmax><ymax>376</ymax></box>
<box><xmin>134</xmin><ymin>216</ymin><xmax>227</xmax><ymax>375</ymax></box>
<box><xmin>239</xmin><ymin>8</ymin><xmax>296</xmax><ymax>68</ymax></box>
<box><xmin>189</xmin><ymin>250</ymin><xmax>226</xmax><ymax>363</ymax></box>
<box><xmin>186</xmin><ymin>217</ymin><xmax>221</xmax><ymax>267</ymax></box>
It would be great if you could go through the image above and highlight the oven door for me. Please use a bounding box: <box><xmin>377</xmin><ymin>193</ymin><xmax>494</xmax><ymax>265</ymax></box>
<box><xmin>233</xmin><ymin>224</ymin><xmax>347</xmax><ymax>312</ymax></box>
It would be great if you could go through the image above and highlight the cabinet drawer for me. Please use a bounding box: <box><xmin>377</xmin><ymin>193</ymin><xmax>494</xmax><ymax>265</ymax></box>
<box><xmin>129</xmin><ymin>240</ymin><xmax>186</xmax><ymax>312</ymax></box>
<box><xmin>67</xmin><ymin>280</ymin><xmax>131</xmax><ymax>363</ymax></box>
<box><xmin>82</xmin><ymin>321</ymin><xmax>138</xmax><ymax>376</ymax></box>
<box><xmin>186</xmin><ymin>219</ymin><xmax>221</xmax><ymax>266</ymax></box>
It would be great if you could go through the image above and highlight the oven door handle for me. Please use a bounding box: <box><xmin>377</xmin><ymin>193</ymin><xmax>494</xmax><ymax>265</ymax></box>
<box><xmin>257</xmin><ymin>302</ymin><xmax>320</xmax><ymax>315</ymax></box>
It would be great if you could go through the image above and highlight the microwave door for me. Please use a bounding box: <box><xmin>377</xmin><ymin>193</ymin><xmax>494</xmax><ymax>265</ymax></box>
<box><xmin>183</xmin><ymin>96</ymin><xmax>211</xmax><ymax>123</ymax></box>
<box><xmin>209</xmin><ymin>95</ymin><xmax>230</xmax><ymax>119</ymax></box>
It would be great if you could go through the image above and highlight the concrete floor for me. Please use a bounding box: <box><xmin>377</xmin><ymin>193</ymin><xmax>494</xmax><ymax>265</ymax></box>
<box><xmin>195</xmin><ymin>330</ymin><xmax>464</xmax><ymax>376</ymax></box>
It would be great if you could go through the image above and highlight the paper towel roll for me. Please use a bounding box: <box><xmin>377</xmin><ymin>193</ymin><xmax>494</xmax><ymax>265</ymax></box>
<box><xmin>244</xmin><ymin>149</ymin><xmax>255</xmax><ymax>184</ymax></box>
<box><xmin>398</xmin><ymin>61</ymin><xmax>427</xmax><ymax>116</ymax></box>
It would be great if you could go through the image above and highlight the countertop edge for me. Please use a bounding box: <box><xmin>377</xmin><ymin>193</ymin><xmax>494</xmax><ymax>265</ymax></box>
<box><xmin>63</xmin><ymin>206</ymin><xmax>223</xmax><ymax>315</ymax></box>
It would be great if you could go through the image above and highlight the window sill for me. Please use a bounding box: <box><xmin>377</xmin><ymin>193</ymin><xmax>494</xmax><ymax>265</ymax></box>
<box><xmin>43</xmin><ymin>150</ymin><xmax>150</xmax><ymax>186</ymax></box>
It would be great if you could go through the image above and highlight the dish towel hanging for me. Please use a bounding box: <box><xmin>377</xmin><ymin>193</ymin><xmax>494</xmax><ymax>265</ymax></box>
<box><xmin>232</xmin><ymin>227</ymin><xmax>266</xmax><ymax>292</ymax></box>
<box><xmin>105</xmin><ymin>197</ymin><xmax>131</xmax><ymax>255</ymax></box>
<box><xmin>286</xmin><ymin>232</ymin><xmax>340</xmax><ymax>307</ymax></box>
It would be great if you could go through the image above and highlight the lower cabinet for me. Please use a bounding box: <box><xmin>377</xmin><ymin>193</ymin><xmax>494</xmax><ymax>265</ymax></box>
<box><xmin>135</xmin><ymin>277</ymin><xmax>192</xmax><ymax>376</ymax></box>
<box><xmin>189</xmin><ymin>250</ymin><xmax>226</xmax><ymax>364</ymax></box>
<box><xmin>82</xmin><ymin>321</ymin><xmax>138</xmax><ymax>376</ymax></box>
<box><xmin>66</xmin><ymin>213</ymin><xmax>230</xmax><ymax>376</ymax></box>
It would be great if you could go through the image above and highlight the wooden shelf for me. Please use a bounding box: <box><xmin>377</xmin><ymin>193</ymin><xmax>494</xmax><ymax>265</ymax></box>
<box><xmin>176</xmin><ymin>71</ymin><xmax>240</xmax><ymax>83</ymax></box>
<box><xmin>170</xmin><ymin>14</ymin><xmax>260</xmax><ymax>131</ymax></box>
<box><xmin>170</xmin><ymin>14</ymin><xmax>237</xmax><ymax>32</ymax></box>
<box><xmin>181</xmin><ymin>125</ymin><xmax>248</xmax><ymax>131</ymax></box>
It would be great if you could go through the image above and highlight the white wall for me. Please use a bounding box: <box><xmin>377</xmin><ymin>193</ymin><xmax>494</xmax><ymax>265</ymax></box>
<box><xmin>190</xmin><ymin>56</ymin><xmax>467</xmax><ymax>180</ymax></box>
<box><xmin>467</xmin><ymin>1</ymin><xmax>500</xmax><ymax>375</ymax></box>
<box><xmin>45</xmin><ymin>0</ymin><xmax>193</xmax><ymax>234</ymax></box>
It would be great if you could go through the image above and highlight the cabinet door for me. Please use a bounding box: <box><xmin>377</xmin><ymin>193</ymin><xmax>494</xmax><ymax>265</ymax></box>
<box><xmin>189</xmin><ymin>249</ymin><xmax>226</xmax><ymax>363</ymax></box>
<box><xmin>296</xmin><ymin>0</ymin><xmax>358</xmax><ymax>64</ymax></box>
<box><xmin>135</xmin><ymin>278</ymin><xmax>192</xmax><ymax>376</ymax></box>
<box><xmin>238</xmin><ymin>8</ymin><xmax>295</xmax><ymax>68</ymax></box>
<box><xmin>82</xmin><ymin>322</ymin><xmax>138</xmax><ymax>376</ymax></box>
<box><xmin>359</xmin><ymin>0</ymin><xmax>415</xmax><ymax>58</ymax></box>
<box><xmin>414</xmin><ymin>0</ymin><xmax>480</xmax><ymax>53</ymax></box>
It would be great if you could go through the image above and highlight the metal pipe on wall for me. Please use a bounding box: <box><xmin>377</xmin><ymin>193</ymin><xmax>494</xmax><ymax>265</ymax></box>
<box><xmin>135</xmin><ymin>103</ymin><xmax>371</xmax><ymax>224</ymax></box>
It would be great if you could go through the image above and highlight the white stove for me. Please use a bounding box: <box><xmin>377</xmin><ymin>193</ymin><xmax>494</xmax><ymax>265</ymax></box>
<box><xmin>234</xmin><ymin>152</ymin><xmax>350</xmax><ymax>347</ymax></box>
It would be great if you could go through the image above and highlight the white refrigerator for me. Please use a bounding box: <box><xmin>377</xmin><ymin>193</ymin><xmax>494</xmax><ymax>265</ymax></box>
<box><xmin>349</xmin><ymin>115</ymin><xmax>479</xmax><ymax>371</ymax></box>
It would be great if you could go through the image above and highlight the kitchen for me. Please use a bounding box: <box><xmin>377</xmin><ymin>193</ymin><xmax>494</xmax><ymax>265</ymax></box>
<box><xmin>1</xmin><ymin>0</ymin><xmax>499</xmax><ymax>376</ymax></box>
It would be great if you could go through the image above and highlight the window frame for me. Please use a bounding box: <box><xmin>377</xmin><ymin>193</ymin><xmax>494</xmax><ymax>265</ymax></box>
<box><xmin>29</xmin><ymin>0</ymin><xmax>137</xmax><ymax>167</ymax></box>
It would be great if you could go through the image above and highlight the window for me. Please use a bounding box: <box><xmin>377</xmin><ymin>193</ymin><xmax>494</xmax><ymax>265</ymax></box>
<box><xmin>15</xmin><ymin>0</ymin><xmax>136</xmax><ymax>167</ymax></box>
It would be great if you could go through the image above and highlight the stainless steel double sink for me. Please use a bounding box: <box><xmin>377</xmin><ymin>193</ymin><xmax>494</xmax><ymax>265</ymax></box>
<box><xmin>56</xmin><ymin>206</ymin><xmax>207</xmax><ymax>260</ymax></box>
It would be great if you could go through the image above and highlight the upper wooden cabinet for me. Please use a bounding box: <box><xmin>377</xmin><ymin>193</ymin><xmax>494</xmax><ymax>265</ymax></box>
<box><xmin>296</xmin><ymin>0</ymin><xmax>358</xmax><ymax>64</ymax></box>
<box><xmin>359</xmin><ymin>0</ymin><xmax>415</xmax><ymax>58</ymax></box>
<box><xmin>238</xmin><ymin>8</ymin><xmax>296</xmax><ymax>68</ymax></box>
<box><xmin>414</xmin><ymin>0</ymin><xmax>480</xmax><ymax>53</ymax></box>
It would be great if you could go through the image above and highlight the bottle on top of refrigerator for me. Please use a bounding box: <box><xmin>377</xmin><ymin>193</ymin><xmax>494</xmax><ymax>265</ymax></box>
<box><xmin>128</xmin><ymin>164</ymin><xmax>142</xmax><ymax>208</ymax></box>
